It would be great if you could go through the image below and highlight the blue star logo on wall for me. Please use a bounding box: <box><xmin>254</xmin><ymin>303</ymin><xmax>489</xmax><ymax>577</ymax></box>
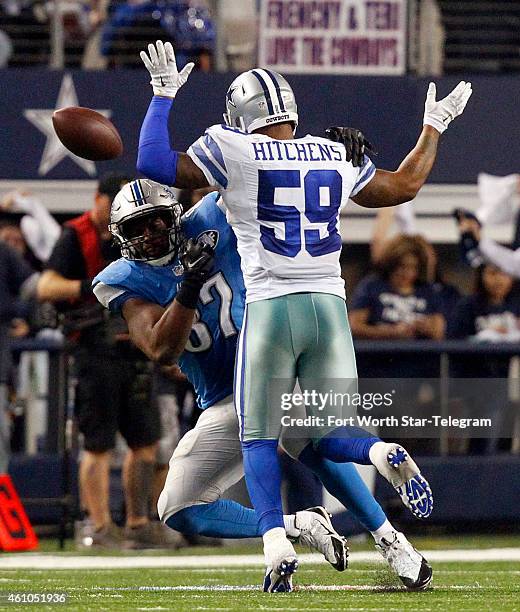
<box><xmin>23</xmin><ymin>74</ymin><xmax>111</xmax><ymax>177</ymax></box>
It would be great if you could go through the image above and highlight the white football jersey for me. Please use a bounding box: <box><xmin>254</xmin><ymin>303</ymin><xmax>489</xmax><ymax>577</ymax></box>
<box><xmin>188</xmin><ymin>125</ymin><xmax>376</xmax><ymax>303</ymax></box>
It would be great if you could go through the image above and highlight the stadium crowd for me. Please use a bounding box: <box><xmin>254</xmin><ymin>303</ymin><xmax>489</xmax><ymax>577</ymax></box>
<box><xmin>0</xmin><ymin>1</ymin><xmax>218</xmax><ymax>69</ymax></box>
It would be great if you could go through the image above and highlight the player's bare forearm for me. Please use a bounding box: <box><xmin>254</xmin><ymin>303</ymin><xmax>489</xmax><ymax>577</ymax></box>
<box><xmin>351</xmin><ymin>322</ymin><xmax>410</xmax><ymax>340</ymax></box>
<box><xmin>349</xmin><ymin>310</ymin><xmax>412</xmax><ymax>339</ymax></box>
<box><xmin>397</xmin><ymin>125</ymin><xmax>439</xmax><ymax>195</ymax></box>
<box><xmin>36</xmin><ymin>270</ymin><xmax>81</xmax><ymax>302</ymax></box>
<box><xmin>415</xmin><ymin>314</ymin><xmax>445</xmax><ymax>340</ymax></box>
<box><xmin>122</xmin><ymin>297</ymin><xmax>195</xmax><ymax>365</ymax></box>
<box><xmin>371</xmin><ymin>208</ymin><xmax>395</xmax><ymax>263</ymax></box>
<box><xmin>353</xmin><ymin>126</ymin><xmax>440</xmax><ymax>209</ymax></box>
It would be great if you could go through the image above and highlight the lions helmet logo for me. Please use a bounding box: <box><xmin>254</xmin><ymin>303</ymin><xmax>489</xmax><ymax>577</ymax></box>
<box><xmin>196</xmin><ymin>229</ymin><xmax>219</xmax><ymax>249</ymax></box>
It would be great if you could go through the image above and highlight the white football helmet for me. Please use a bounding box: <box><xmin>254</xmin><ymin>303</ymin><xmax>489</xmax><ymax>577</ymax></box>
<box><xmin>109</xmin><ymin>179</ymin><xmax>183</xmax><ymax>266</ymax></box>
<box><xmin>223</xmin><ymin>68</ymin><xmax>298</xmax><ymax>133</ymax></box>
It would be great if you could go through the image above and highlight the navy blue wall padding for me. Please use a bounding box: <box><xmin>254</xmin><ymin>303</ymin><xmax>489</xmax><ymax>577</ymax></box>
<box><xmin>7</xmin><ymin>455</ymin><xmax>126</xmax><ymax>525</ymax></box>
<box><xmin>2</xmin><ymin>69</ymin><xmax>518</xmax><ymax>183</ymax></box>
<box><xmin>375</xmin><ymin>455</ymin><xmax>520</xmax><ymax>523</ymax></box>
<box><xmin>7</xmin><ymin>453</ymin><xmax>520</xmax><ymax>526</ymax></box>
<box><xmin>8</xmin><ymin>453</ymin><xmax>78</xmax><ymax>524</ymax></box>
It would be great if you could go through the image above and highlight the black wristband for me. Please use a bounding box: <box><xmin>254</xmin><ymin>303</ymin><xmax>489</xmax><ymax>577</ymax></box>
<box><xmin>80</xmin><ymin>279</ymin><xmax>93</xmax><ymax>299</ymax></box>
<box><xmin>175</xmin><ymin>275</ymin><xmax>204</xmax><ymax>309</ymax></box>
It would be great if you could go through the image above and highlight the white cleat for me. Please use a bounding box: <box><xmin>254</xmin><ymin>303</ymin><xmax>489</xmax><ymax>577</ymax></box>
<box><xmin>369</xmin><ymin>442</ymin><xmax>433</xmax><ymax>519</ymax></box>
<box><xmin>291</xmin><ymin>506</ymin><xmax>348</xmax><ymax>571</ymax></box>
<box><xmin>376</xmin><ymin>531</ymin><xmax>433</xmax><ymax>590</ymax></box>
<box><xmin>263</xmin><ymin>535</ymin><xmax>298</xmax><ymax>593</ymax></box>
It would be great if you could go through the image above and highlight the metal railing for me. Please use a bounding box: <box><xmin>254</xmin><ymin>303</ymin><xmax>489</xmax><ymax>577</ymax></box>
<box><xmin>9</xmin><ymin>337</ymin><xmax>520</xmax><ymax>457</ymax></box>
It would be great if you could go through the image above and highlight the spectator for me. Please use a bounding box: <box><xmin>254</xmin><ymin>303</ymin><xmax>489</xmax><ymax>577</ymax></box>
<box><xmin>161</xmin><ymin>1</ymin><xmax>215</xmax><ymax>71</ymax></box>
<box><xmin>454</xmin><ymin>173</ymin><xmax>520</xmax><ymax>273</ymax></box>
<box><xmin>450</xmin><ymin>264</ymin><xmax>520</xmax><ymax>344</ymax></box>
<box><xmin>0</xmin><ymin>1</ymin><xmax>50</xmax><ymax>67</ymax></box>
<box><xmin>0</xmin><ymin>242</ymin><xmax>36</xmax><ymax>472</ymax></box>
<box><xmin>456</xmin><ymin>212</ymin><xmax>520</xmax><ymax>280</ymax></box>
<box><xmin>101</xmin><ymin>0</ymin><xmax>215</xmax><ymax>69</ymax></box>
<box><xmin>0</xmin><ymin>190</ymin><xmax>62</xmax><ymax>332</ymax></box>
<box><xmin>0</xmin><ymin>221</ymin><xmax>38</xmax><ymax>336</ymax></box>
<box><xmin>36</xmin><ymin>174</ymin><xmax>181</xmax><ymax>549</ymax></box>
<box><xmin>449</xmin><ymin>264</ymin><xmax>520</xmax><ymax>453</ymax></box>
<box><xmin>414</xmin><ymin>234</ymin><xmax>461</xmax><ymax>322</ymax></box>
<box><xmin>371</xmin><ymin>207</ymin><xmax>460</xmax><ymax>321</ymax></box>
<box><xmin>351</xmin><ymin>234</ymin><xmax>445</xmax><ymax>451</ymax></box>
<box><xmin>350</xmin><ymin>235</ymin><xmax>445</xmax><ymax>342</ymax></box>
<box><xmin>0</xmin><ymin>192</ymin><xmax>61</xmax><ymax>456</ymax></box>
<box><xmin>0</xmin><ymin>222</ymin><xmax>29</xmax><ymax>262</ymax></box>
<box><xmin>82</xmin><ymin>0</ymin><xmax>111</xmax><ymax>69</ymax></box>
<box><xmin>0</xmin><ymin>189</ymin><xmax>61</xmax><ymax>270</ymax></box>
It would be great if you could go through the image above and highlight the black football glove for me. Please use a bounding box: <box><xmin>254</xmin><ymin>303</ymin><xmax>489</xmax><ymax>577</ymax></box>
<box><xmin>176</xmin><ymin>238</ymin><xmax>215</xmax><ymax>309</ymax></box>
<box><xmin>452</xmin><ymin>207</ymin><xmax>482</xmax><ymax>228</ymax></box>
<box><xmin>325</xmin><ymin>126</ymin><xmax>377</xmax><ymax>167</ymax></box>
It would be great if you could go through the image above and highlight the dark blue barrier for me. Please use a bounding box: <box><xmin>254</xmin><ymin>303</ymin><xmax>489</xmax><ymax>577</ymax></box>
<box><xmin>375</xmin><ymin>455</ymin><xmax>520</xmax><ymax>524</ymax></box>
<box><xmin>1</xmin><ymin>69</ymin><xmax>519</xmax><ymax>182</ymax></box>
<box><xmin>8</xmin><ymin>453</ymin><xmax>78</xmax><ymax>525</ymax></box>
<box><xmin>355</xmin><ymin>339</ymin><xmax>520</xmax><ymax>355</ymax></box>
<box><xmin>8</xmin><ymin>337</ymin><xmax>520</xmax><ymax>528</ymax></box>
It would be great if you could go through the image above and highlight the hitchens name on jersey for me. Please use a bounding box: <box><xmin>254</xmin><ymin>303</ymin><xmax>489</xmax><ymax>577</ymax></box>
<box><xmin>251</xmin><ymin>140</ymin><xmax>345</xmax><ymax>163</ymax></box>
<box><xmin>281</xmin><ymin>414</ymin><xmax>493</xmax><ymax>430</ymax></box>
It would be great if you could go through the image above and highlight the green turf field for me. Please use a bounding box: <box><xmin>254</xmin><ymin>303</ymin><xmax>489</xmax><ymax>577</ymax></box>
<box><xmin>2</xmin><ymin>560</ymin><xmax>519</xmax><ymax>611</ymax></box>
<box><xmin>2</xmin><ymin>535</ymin><xmax>520</xmax><ymax>612</ymax></box>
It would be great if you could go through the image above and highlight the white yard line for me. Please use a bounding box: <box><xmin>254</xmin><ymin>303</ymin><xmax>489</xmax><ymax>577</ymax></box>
<box><xmin>0</xmin><ymin>548</ymin><xmax>519</xmax><ymax>569</ymax></box>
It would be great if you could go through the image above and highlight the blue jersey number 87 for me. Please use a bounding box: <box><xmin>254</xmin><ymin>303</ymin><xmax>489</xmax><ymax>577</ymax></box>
<box><xmin>257</xmin><ymin>169</ymin><xmax>343</xmax><ymax>257</ymax></box>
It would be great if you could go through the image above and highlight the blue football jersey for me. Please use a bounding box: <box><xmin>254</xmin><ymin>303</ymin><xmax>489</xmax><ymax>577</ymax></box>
<box><xmin>93</xmin><ymin>192</ymin><xmax>245</xmax><ymax>409</ymax></box>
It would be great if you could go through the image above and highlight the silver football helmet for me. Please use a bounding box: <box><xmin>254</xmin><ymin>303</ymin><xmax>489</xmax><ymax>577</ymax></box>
<box><xmin>223</xmin><ymin>68</ymin><xmax>298</xmax><ymax>133</ymax></box>
<box><xmin>109</xmin><ymin>179</ymin><xmax>183</xmax><ymax>266</ymax></box>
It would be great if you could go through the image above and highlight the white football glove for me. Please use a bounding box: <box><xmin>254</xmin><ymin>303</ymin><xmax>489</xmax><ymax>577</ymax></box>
<box><xmin>423</xmin><ymin>80</ymin><xmax>472</xmax><ymax>134</ymax></box>
<box><xmin>140</xmin><ymin>40</ymin><xmax>194</xmax><ymax>98</ymax></box>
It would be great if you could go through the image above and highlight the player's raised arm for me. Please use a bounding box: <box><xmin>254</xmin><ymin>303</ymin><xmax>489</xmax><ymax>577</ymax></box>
<box><xmin>137</xmin><ymin>40</ymin><xmax>209</xmax><ymax>190</ymax></box>
<box><xmin>352</xmin><ymin>81</ymin><xmax>472</xmax><ymax>208</ymax></box>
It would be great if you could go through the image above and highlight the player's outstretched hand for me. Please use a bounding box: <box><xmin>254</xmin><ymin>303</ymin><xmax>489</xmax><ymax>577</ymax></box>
<box><xmin>140</xmin><ymin>40</ymin><xmax>194</xmax><ymax>98</ymax></box>
<box><xmin>423</xmin><ymin>81</ymin><xmax>472</xmax><ymax>134</ymax></box>
<box><xmin>325</xmin><ymin>127</ymin><xmax>376</xmax><ymax>167</ymax></box>
<box><xmin>180</xmin><ymin>238</ymin><xmax>215</xmax><ymax>285</ymax></box>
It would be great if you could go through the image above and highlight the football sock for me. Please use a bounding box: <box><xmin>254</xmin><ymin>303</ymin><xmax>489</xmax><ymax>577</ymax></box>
<box><xmin>283</xmin><ymin>514</ymin><xmax>299</xmax><ymax>538</ymax></box>
<box><xmin>263</xmin><ymin>526</ymin><xmax>293</xmax><ymax>564</ymax></box>
<box><xmin>166</xmin><ymin>500</ymin><xmax>260</xmax><ymax>538</ymax></box>
<box><xmin>370</xmin><ymin>519</ymin><xmax>396</xmax><ymax>544</ymax></box>
<box><xmin>242</xmin><ymin>439</ymin><xmax>284</xmax><ymax>535</ymax></box>
<box><xmin>316</xmin><ymin>427</ymin><xmax>381</xmax><ymax>464</ymax></box>
<box><xmin>165</xmin><ymin>500</ymin><xmax>299</xmax><ymax>539</ymax></box>
<box><xmin>299</xmin><ymin>443</ymin><xmax>387</xmax><ymax>532</ymax></box>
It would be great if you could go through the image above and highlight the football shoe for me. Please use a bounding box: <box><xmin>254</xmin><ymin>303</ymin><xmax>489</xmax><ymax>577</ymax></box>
<box><xmin>369</xmin><ymin>442</ymin><xmax>433</xmax><ymax>519</ymax></box>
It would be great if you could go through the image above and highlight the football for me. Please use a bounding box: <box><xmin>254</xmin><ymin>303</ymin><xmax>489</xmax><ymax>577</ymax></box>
<box><xmin>52</xmin><ymin>106</ymin><xmax>123</xmax><ymax>161</ymax></box>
